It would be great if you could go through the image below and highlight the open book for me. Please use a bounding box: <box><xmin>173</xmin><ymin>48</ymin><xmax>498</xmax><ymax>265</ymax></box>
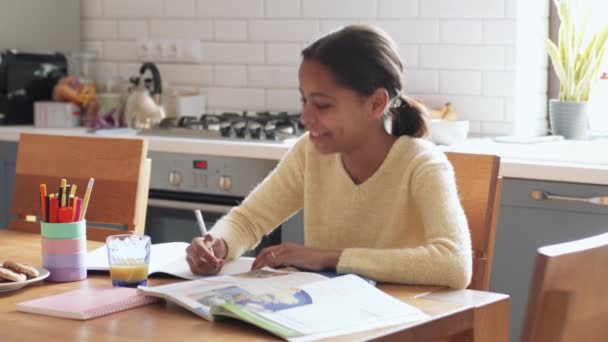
<box><xmin>138</xmin><ymin>269</ymin><xmax>429</xmax><ymax>341</ymax></box>
<box><xmin>86</xmin><ymin>242</ymin><xmax>254</xmax><ymax>280</ymax></box>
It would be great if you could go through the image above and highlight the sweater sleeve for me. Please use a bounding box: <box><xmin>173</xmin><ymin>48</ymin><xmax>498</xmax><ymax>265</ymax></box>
<box><xmin>337</xmin><ymin>154</ymin><xmax>472</xmax><ymax>289</ymax></box>
<box><xmin>211</xmin><ymin>137</ymin><xmax>307</xmax><ymax>260</ymax></box>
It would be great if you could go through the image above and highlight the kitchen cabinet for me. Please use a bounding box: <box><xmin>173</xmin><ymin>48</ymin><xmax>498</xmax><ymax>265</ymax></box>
<box><xmin>490</xmin><ymin>178</ymin><xmax>608</xmax><ymax>342</ymax></box>
<box><xmin>0</xmin><ymin>141</ymin><xmax>17</xmax><ymax>229</ymax></box>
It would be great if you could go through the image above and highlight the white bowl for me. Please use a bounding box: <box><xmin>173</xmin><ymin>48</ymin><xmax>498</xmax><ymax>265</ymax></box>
<box><xmin>428</xmin><ymin>120</ymin><xmax>470</xmax><ymax>146</ymax></box>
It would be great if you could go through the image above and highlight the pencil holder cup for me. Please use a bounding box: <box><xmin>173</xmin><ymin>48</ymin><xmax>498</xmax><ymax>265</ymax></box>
<box><xmin>41</xmin><ymin>220</ymin><xmax>87</xmax><ymax>282</ymax></box>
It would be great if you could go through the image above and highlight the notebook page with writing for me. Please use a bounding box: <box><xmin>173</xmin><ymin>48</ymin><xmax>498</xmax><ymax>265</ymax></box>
<box><xmin>87</xmin><ymin>242</ymin><xmax>254</xmax><ymax>279</ymax></box>
<box><xmin>16</xmin><ymin>287</ymin><xmax>161</xmax><ymax>320</ymax></box>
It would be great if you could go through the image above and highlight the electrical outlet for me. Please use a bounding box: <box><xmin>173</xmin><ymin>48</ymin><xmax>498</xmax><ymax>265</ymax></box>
<box><xmin>136</xmin><ymin>38</ymin><xmax>202</xmax><ymax>63</ymax></box>
<box><xmin>136</xmin><ymin>39</ymin><xmax>152</xmax><ymax>61</ymax></box>
<box><xmin>179</xmin><ymin>40</ymin><xmax>202</xmax><ymax>63</ymax></box>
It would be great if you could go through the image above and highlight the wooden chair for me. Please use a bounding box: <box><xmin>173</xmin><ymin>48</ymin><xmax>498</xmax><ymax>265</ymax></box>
<box><xmin>446</xmin><ymin>152</ymin><xmax>502</xmax><ymax>291</ymax></box>
<box><xmin>9</xmin><ymin>133</ymin><xmax>151</xmax><ymax>241</ymax></box>
<box><xmin>521</xmin><ymin>233</ymin><xmax>608</xmax><ymax>342</ymax></box>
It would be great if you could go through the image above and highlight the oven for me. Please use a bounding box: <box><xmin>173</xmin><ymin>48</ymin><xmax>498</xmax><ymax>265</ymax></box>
<box><xmin>143</xmin><ymin>151</ymin><xmax>303</xmax><ymax>256</ymax></box>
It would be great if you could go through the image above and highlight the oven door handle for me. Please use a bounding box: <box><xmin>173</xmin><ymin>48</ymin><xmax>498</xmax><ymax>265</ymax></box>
<box><xmin>147</xmin><ymin>198</ymin><xmax>233</xmax><ymax>214</ymax></box>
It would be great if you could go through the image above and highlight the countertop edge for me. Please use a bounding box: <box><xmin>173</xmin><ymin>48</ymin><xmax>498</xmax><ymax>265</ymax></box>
<box><xmin>1</xmin><ymin>127</ymin><xmax>606</xmax><ymax>185</ymax></box>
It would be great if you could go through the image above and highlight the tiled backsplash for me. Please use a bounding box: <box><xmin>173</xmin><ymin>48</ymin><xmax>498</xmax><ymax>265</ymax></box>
<box><xmin>82</xmin><ymin>0</ymin><xmax>549</xmax><ymax>136</ymax></box>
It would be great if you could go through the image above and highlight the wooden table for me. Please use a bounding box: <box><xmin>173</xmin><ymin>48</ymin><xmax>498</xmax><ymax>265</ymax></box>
<box><xmin>0</xmin><ymin>230</ymin><xmax>509</xmax><ymax>341</ymax></box>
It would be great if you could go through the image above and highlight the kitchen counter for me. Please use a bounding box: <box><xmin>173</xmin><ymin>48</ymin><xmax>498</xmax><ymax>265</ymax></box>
<box><xmin>0</xmin><ymin>126</ymin><xmax>292</xmax><ymax>160</ymax></box>
<box><xmin>1</xmin><ymin>126</ymin><xmax>607</xmax><ymax>185</ymax></box>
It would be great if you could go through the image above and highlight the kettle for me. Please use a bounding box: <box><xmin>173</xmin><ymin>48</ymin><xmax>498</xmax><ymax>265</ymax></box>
<box><xmin>124</xmin><ymin>62</ymin><xmax>165</xmax><ymax>129</ymax></box>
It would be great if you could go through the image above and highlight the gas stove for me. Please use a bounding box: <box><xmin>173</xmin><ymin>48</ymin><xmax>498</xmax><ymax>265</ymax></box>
<box><xmin>138</xmin><ymin>111</ymin><xmax>305</xmax><ymax>142</ymax></box>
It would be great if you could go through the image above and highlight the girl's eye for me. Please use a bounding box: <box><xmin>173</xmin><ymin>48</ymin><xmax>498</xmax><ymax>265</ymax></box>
<box><xmin>315</xmin><ymin>104</ymin><xmax>331</xmax><ymax>110</ymax></box>
<box><xmin>300</xmin><ymin>97</ymin><xmax>307</xmax><ymax>104</ymax></box>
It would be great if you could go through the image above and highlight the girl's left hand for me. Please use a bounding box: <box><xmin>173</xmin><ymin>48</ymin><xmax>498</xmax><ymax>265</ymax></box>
<box><xmin>251</xmin><ymin>243</ymin><xmax>341</xmax><ymax>271</ymax></box>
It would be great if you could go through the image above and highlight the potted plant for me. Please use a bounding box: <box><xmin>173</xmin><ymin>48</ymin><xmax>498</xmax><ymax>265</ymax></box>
<box><xmin>545</xmin><ymin>0</ymin><xmax>608</xmax><ymax>139</ymax></box>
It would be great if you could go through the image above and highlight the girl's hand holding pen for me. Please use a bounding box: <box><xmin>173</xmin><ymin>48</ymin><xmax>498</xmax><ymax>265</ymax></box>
<box><xmin>186</xmin><ymin>235</ymin><xmax>227</xmax><ymax>275</ymax></box>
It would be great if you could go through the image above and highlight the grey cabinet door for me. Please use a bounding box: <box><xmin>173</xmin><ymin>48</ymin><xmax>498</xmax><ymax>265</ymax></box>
<box><xmin>490</xmin><ymin>179</ymin><xmax>608</xmax><ymax>342</ymax></box>
<box><xmin>0</xmin><ymin>141</ymin><xmax>17</xmax><ymax>228</ymax></box>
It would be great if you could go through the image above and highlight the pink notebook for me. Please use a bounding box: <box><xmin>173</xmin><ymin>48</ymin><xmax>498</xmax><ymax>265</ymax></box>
<box><xmin>16</xmin><ymin>286</ymin><xmax>162</xmax><ymax>320</ymax></box>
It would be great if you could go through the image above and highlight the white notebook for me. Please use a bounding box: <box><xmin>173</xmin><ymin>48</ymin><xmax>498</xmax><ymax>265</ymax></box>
<box><xmin>86</xmin><ymin>242</ymin><xmax>254</xmax><ymax>280</ymax></box>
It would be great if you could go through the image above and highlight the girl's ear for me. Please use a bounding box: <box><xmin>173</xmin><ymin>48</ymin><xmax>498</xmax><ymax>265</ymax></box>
<box><xmin>370</xmin><ymin>88</ymin><xmax>389</xmax><ymax>119</ymax></box>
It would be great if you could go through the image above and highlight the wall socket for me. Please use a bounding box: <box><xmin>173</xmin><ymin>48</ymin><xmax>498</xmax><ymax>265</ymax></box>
<box><xmin>136</xmin><ymin>39</ymin><xmax>202</xmax><ymax>63</ymax></box>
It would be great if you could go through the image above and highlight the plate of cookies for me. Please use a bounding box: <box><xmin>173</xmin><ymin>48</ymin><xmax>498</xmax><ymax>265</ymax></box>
<box><xmin>0</xmin><ymin>261</ymin><xmax>50</xmax><ymax>292</ymax></box>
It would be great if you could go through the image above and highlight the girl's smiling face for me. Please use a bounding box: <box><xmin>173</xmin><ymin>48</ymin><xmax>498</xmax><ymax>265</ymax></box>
<box><xmin>298</xmin><ymin>59</ymin><xmax>381</xmax><ymax>155</ymax></box>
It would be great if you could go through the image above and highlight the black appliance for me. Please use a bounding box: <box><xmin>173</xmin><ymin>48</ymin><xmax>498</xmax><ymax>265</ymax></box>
<box><xmin>0</xmin><ymin>50</ymin><xmax>67</xmax><ymax>125</ymax></box>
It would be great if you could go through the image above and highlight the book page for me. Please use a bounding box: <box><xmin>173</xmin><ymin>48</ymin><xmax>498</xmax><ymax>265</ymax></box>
<box><xmin>254</xmin><ymin>275</ymin><xmax>429</xmax><ymax>340</ymax></box>
<box><xmin>138</xmin><ymin>269</ymin><xmax>328</xmax><ymax>321</ymax></box>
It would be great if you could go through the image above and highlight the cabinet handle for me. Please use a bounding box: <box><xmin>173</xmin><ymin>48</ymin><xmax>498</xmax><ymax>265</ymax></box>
<box><xmin>531</xmin><ymin>190</ymin><xmax>608</xmax><ymax>206</ymax></box>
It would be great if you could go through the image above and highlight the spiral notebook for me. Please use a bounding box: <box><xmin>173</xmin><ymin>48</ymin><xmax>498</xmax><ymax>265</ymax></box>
<box><xmin>16</xmin><ymin>286</ymin><xmax>161</xmax><ymax>320</ymax></box>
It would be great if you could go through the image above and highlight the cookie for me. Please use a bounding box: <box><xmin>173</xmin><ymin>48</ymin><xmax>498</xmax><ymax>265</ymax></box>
<box><xmin>2</xmin><ymin>261</ymin><xmax>39</xmax><ymax>279</ymax></box>
<box><xmin>0</xmin><ymin>266</ymin><xmax>27</xmax><ymax>282</ymax></box>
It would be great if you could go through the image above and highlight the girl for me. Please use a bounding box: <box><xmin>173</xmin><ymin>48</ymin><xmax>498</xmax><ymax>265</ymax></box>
<box><xmin>186</xmin><ymin>25</ymin><xmax>471</xmax><ymax>289</ymax></box>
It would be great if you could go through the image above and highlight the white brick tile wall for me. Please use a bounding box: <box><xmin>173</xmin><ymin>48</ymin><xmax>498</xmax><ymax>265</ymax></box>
<box><xmin>158</xmin><ymin>64</ymin><xmax>213</xmax><ymax>86</ymax></box>
<box><xmin>204</xmin><ymin>88</ymin><xmax>266</xmax><ymax>110</ymax></box>
<box><xmin>80</xmin><ymin>0</ymin><xmax>549</xmax><ymax>135</ymax></box>
<box><xmin>82</xmin><ymin>0</ymin><xmax>102</xmax><ymax>18</ymax></box>
<box><xmin>483</xmin><ymin>71</ymin><xmax>515</xmax><ymax>96</ymax></box>
<box><xmin>448</xmin><ymin>96</ymin><xmax>504</xmax><ymax>121</ymax></box>
<box><xmin>213</xmin><ymin>66</ymin><xmax>247</xmax><ymax>86</ymax></box>
<box><xmin>303</xmin><ymin>0</ymin><xmax>377</xmax><ymax>18</ymax></box>
<box><xmin>90</xmin><ymin>62</ymin><xmax>119</xmax><ymax>82</ymax></box>
<box><xmin>440</xmin><ymin>20</ymin><xmax>482</xmax><ymax>44</ymax></box>
<box><xmin>483</xmin><ymin>72</ymin><xmax>515</xmax><ymax>98</ymax></box>
<box><xmin>197</xmin><ymin>0</ymin><xmax>264</xmax><ymax>18</ymax></box>
<box><xmin>320</xmin><ymin>20</ymin><xmax>358</xmax><ymax>35</ymax></box>
<box><xmin>249</xmin><ymin>20</ymin><xmax>319</xmax><ymax>42</ymax></box>
<box><xmin>480</xmin><ymin>121</ymin><xmax>512</xmax><ymax>135</ymax></box>
<box><xmin>248</xmin><ymin>66</ymin><xmax>299</xmax><ymax>88</ymax></box>
<box><xmin>149</xmin><ymin>20</ymin><xmax>212</xmax><ymax>39</ymax></box>
<box><xmin>119</xmin><ymin>20</ymin><xmax>148</xmax><ymax>39</ymax></box>
<box><xmin>365</xmin><ymin>20</ymin><xmax>439</xmax><ymax>44</ymax></box>
<box><xmin>398</xmin><ymin>45</ymin><xmax>419</xmax><ymax>68</ymax></box>
<box><xmin>82</xmin><ymin>41</ymin><xmax>103</xmax><ymax>60</ymax></box>
<box><xmin>103</xmin><ymin>41</ymin><xmax>138</xmax><ymax>61</ymax></box>
<box><xmin>164</xmin><ymin>0</ymin><xmax>196</xmax><ymax>18</ymax></box>
<box><xmin>405</xmin><ymin>70</ymin><xmax>438</xmax><ymax>94</ymax></box>
<box><xmin>483</xmin><ymin>20</ymin><xmax>516</xmax><ymax>44</ymax></box>
<box><xmin>201</xmin><ymin>43</ymin><xmax>265</xmax><ymax>64</ymax></box>
<box><xmin>82</xmin><ymin>20</ymin><xmax>117</xmax><ymax>40</ymax></box>
<box><xmin>267</xmin><ymin>89</ymin><xmax>301</xmax><ymax>111</ymax></box>
<box><xmin>265</xmin><ymin>0</ymin><xmax>300</xmax><ymax>18</ymax></box>
<box><xmin>378</xmin><ymin>0</ymin><xmax>418</xmax><ymax>18</ymax></box>
<box><xmin>505</xmin><ymin>0</ymin><xmax>517</xmax><ymax>18</ymax></box>
<box><xmin>439</xmin><ymin>71</ymin><xmax>482</xmax><ymax>95</ymax></box>
<box><xmin>420</xmin><ymin>45</ymin><xmax>504</xmax><ymax>70</ymax></box>
<box><xmin>214</xmin><ymin>20</ymin><xmax>247</xmax><ymax>41</ymax></box>
<box><xmin>420</xmin><ymin>0</ymin><xmax>505</xmax><ymax>18</ymax></box>
<box><xmin>266</xmin><ymin>44</ymin><xmax>303</xmax><ymax>65</ymax></box>
<box><xmin>104</xmin><ymin>0</ymin><xmax>163</xmax><ymax>18</ymax></box>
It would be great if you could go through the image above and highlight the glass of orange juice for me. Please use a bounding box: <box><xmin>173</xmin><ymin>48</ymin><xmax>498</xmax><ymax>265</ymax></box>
<box><xmin>106</xmin><ymin>234</ymin><xmax>151</xmax><ymax>287</ymax></box>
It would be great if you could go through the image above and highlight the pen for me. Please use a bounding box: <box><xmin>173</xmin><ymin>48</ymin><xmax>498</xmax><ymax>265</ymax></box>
<box><xmin>194</xmin><ymin>209</ymin><xmax>215</xmax><ymax>258</ymax></box>
<box><xmin>40</xmin><ymin>184</ymin><xmax>47</xmax><ymax>222</ymax></box>
<box><xmin>60</xmin><ymin>179</ymin><xmax>67</xmax><ymax>208</ymax></box>
<box><xmin>81</xmin><ymin>178</ymin><xmax>94</xmax><ymax>220</ymax></box>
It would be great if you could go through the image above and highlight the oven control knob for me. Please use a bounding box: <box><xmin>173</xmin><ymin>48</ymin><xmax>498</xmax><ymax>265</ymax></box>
<box><xmin>169</xmin><ymin>171</ymin><xmax>182</xmax><ymax>186</ymax></box>
<box><xmin>219</xmin><ymin>175</ymin><xmax>232</xmax><ymax>191</ymax></box>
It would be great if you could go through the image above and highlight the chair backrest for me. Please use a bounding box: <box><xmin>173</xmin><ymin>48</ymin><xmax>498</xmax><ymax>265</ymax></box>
<box><xmin>9</xmin><ymin>133</ymin><xmax>151</xmax><ymax>241</ymax></box>
<box><xmin>445</xmin><ymin>152</ymin><xmax>501</xmax><ymax>291</ymax></box>
<box><xmin>521</xmin><ymin>233</ymin><xmax>608</xmax><ymax>342</ymax></box>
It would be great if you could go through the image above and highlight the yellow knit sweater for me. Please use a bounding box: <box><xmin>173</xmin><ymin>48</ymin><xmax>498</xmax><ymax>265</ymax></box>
<box><xmin>211</xmin><ymin>134</ymin><xmax>472</xmax><ymax>289</ymax></box>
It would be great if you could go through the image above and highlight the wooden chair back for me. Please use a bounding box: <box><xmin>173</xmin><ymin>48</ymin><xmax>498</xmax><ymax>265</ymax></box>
<box><xmin>9</xmin><ymin>133</ymin><xmax>151</xmax><ymax>241</ymax></box>
<box><xmin>521</xmin><ymin>233</ymin><xmax>608</xmax><ymax>342</ymax></box>
<box><xmin>446</xmin><ymin>152</ymin><xmax>502</xmax><ymax>291</ymax></box>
